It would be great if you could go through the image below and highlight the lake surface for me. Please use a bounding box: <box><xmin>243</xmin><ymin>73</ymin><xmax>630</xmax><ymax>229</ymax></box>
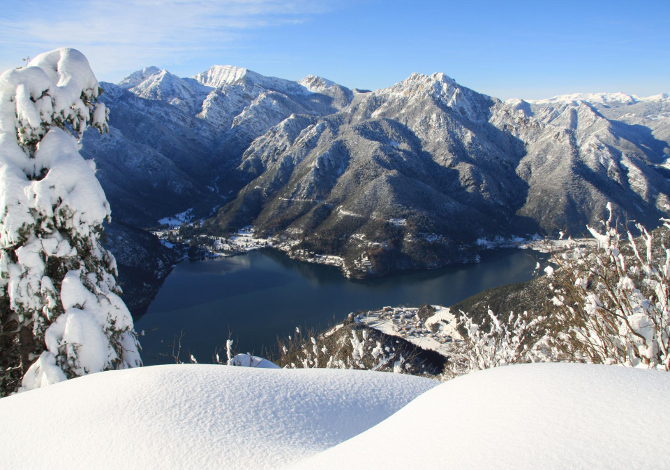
<box><xmin>134</xmin><ymin>248</ymin><xmax>546</xmax><ymax>365</ymax></box>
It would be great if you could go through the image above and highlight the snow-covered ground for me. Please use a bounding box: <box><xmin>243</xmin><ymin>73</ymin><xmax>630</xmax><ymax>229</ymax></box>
<box><xmin>153</xmin><ymin>226</ymin><xmax>273</xmax><ymax>257</ymax></box>
<box><xmin>0</xmin><ymin>365</ymin><xmax>435</xmax><ymax>470</ymax></box>
<box><xmin>292</xmin><ymin>363</ymin><xmax>670</xmax><ymax>469</ymax></box>
<box><xmin>158</xmin><ymin>208</ymin><xmax>195</xmax><ymax>227</ymax></box>
<box><xmin>1</xmin><ymin>363</ymin><xmax>668</xmax><ymax>469</ymax></box>
<box><xmin>357</xmin><ymin>306</ymin><xmax>461</xmax><ymax>356</ymax></box>
<box><xmin>519</xmin><ymin>236</ymin><xmax>597</xmax><ymax>253</ymax></box>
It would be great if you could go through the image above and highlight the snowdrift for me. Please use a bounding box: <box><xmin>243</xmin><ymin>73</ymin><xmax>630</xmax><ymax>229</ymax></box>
<box><xmin>1</xmin><ymin>363</ymin><xmax>669</xmax><ymax>469</ymax></box>
<box><xmin>292</xmin><ymin>363</ymin><xmax>670</xmax><ymax>469</ymax></box>
<box><xmin>0</xmin><ymin>365</ymin><xmax>435</xmax><ymax>469</ymax></box>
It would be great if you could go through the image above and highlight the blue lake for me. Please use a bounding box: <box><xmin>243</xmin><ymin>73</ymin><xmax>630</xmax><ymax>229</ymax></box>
<box><xmin>134</xmin><ymin>248</ymin><xmax>545</xmax><ymax>365</ymax></box>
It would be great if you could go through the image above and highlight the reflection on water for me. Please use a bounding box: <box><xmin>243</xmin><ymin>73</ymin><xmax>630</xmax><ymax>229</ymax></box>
<box><xmin>134</xmin><ymin>248</ymin><xmax>546</xmax><ymax>365</ymax></box>
<box><xmin>174</xmin><ymin>254</ymin><xmax>252</xmax><ymax>276</ymax></box>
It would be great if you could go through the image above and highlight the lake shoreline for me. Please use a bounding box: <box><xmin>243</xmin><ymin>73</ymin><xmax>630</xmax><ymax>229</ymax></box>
<box><xmin>134</xmin><ymin>248</ymin><xmax>547</xmax><ymax>366</ymax></box>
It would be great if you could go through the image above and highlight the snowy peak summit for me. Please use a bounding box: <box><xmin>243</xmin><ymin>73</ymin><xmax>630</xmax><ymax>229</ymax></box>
<box><xmin>128</xmin><ymin>69</ymin><xmax>193</xmax><ymax>99</ymax></box>
<box><xmin>191</xmin><ymin>64</ymin><xmax>304</xmax><ymax>96</ymax></box>
<box><xmin>387</xmin><ymin>72</ymin><xmax>473</xmax><ymax>103</ymax></box>
<box><xmin>192</xmin><ymin>65</ymin><xmax>259</xmax><ymax>88</ymax></box>
<box><xmin>397</xmin><ymin>72</ymin><xmax>458</xmax><ymax>91</ymax></box>
<box><xmin>299</xmin><ymin>75</ymin><xmax>337</xmax><ymax>91</ymax></box>
<box><xmin>118</xmin><ymin>66</ymin><xmax>161</xmax><ymax>90</ymax></box>
<box><xmin>374</xmin><ymin>71</ymin><xmax>492</xmax><ymax>122</ymax></box>
<box><xmin>298</xmin><ymin>75</ymin><xmax>354</xmax><ymax>108</ymax></box>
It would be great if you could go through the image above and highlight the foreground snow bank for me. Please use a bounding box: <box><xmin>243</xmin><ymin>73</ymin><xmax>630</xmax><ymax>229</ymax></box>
<box><xmin>3</xmin><ymin>363</ymin><xmax>668</xmax><ymax>469</ymax></box>
<box><xmin>0</xmin><ymin>364</ymin><xmax>436</xmax><ymax>470</ymax></box>
<box><xmin>291</xmin><ymin>363</ymin><xmax>670</xmax><ymax>469</ymax></box>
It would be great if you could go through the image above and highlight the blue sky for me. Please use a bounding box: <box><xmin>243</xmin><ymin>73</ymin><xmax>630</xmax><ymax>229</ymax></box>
<box><xmin>1</xmin><ymin>0</ymin><xmax>668</xmax><ymax>100</ymax></box>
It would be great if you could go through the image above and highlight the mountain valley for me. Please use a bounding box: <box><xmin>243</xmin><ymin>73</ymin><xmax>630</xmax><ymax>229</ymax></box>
<box><xmin>82</xmin><ymin>66</ymin><xmax>670</xmax><ymax>305</ymax></box>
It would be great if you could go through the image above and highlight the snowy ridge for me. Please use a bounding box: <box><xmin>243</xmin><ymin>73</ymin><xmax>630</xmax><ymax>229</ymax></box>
<box><xmin>299</xmin><ymin>75</ymin><xmax>337</xmax><ymax>92</ymax></box>
<box><xmin>192</xmin><ymin>65</ymin><xmax>253</xmax><ymax>87</ymax></box>
<box><xmin>93</xmin><ymin>61</ymin><xmax>670</xmax><ymax>282</ymax></box>
<box><xmin>522</xmin><ymin>91</ymin><xmax>670</xmax><ymax>106</ymax></box>
<box><xmin>191</xmin><ymin>64</ymin><xmax>305</xmax><ymax>95</ymax></box>
<box><xmin>117</xmin><ymin>66</ymin><xmax>161</xmax><ymax>89</ymax></box>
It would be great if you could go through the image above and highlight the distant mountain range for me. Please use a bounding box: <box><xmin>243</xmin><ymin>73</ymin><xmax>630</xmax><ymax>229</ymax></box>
<box><xmin>83</xmin><ymin>65</ymin><xmax>670</xmax><ymax>295</ymax></box>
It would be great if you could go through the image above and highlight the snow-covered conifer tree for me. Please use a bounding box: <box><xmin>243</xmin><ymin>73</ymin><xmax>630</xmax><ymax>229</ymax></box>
<box><xmin>0</xmin><ymin>48</ymin><xmax>141</xmax><ymax>395</ymax></box>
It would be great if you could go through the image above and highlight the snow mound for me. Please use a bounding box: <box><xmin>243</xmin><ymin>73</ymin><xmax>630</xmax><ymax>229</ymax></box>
<box><xmin>0</xmin><ymin>365</ymin><xmax>436</xmax><ymax>470</ymax></box>
<box><xmin>291</xmin><ymin>363</ymin><xmax>670</xmax><ymax>469</ymax></box>
<box><xmin>227</xmin><ymin>353</ymin><xmax>280</xmax><ymax>368</ymax></box>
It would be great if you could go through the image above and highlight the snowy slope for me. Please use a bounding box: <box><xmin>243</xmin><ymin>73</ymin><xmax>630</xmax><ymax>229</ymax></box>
<box><xmin>0</xmin><ymin>365</ymin><xmax>436</xmax><ymax>470</ymax></box>
<box><xmin>193</xmin><ymin>65</ymin><xmax>305</xmax><ymax>96</ymax></box>
<box><xmin>210</xmin><ymin>71</ymin><xmax>670</xmax><ymax>278</ymax></box>
<box><xmin>1</xmin><ymin>363</ymin><xmax>667</xmax><ymax>469</ymax></box>
<box><xmin>82</xmin><ymin>65</ymin><xmax>354</xmax><ymax>227</ymax></box>
<box><xmin>117</xmin><ymin>66</ymin><xmax>161</xmax><ymax>89</ymax></box>
<box><xmin>291</xmin><ymin>363</ymin><xmax>670</xmax><ymax>469</ymax></box>
<box><xmin>79</xmin><ymin>66</ymin><xmax>357</xmax><ymax>310</ymax></box>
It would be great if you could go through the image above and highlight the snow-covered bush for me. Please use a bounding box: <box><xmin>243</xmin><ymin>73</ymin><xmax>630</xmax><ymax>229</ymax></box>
<box><xmin>546</xmin><ymin>204</ymin><xmax>670</xmax><ymax>370</ymax></box>
<box><xmin>446</xmin><ymin>205</ymin><xmax>670</xmax><ymax>378</ymax></box>
<box><xmin>275</xmin><ymin>323</ymin><xmax>431</xmax><ymax>375</ymax></box>
<box><xmin>443</xmin><ymin>309</ymin><xmax>556</xmax><ymax>378</ymax></box>
<box><xmin>0</xmin><ymin>48</ymin><xmax>141</xmax><ymax>396</ymax></box>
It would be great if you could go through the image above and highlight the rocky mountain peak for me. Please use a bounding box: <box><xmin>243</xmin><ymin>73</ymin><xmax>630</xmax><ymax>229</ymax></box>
<box><xmin>299</xmin><ymin>75</ymin><xmax>337</xmax><ymax>90</ymax></box>
<box><xmin>127</xmin><ymin>69</ymin><xmax>196</xmax><ymax>102</ymax></box>
<box><xmin>192</xmin><ymin>65</ymin><xmax>257</xmax><ymax>88</ymax></box>
<box><xmin>394</xmin><ymin>72</ymin><xmax>458</xmax><ymax>94</ymax></box>
<box><xmin>368</xmin><ymin>71</ymin><xmax>493</xmax><ymax>124</ymax></box>
<box><xmin>118</xmin><ymin>66</ymin><xmax>162</xmax><ymax>89</ymax></box>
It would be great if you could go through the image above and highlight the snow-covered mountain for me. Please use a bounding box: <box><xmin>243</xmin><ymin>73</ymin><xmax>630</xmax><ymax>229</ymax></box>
<box><xmin>511</xmin><ymin>91</ymin><xmax>670</xmax><ymax>156</ymax></box>
<box><xmin>81</xmin><ymin>64</ymin><xmax>354</xmax><ymax>227</ymax></box>
<box><xmin>80</xmin><ymin>65</ymin><xmax>355</xmax><ymax>307</ymax></box>
<box><xmin>206</xmin><ymin>73</ymin><xmax>670</xmax><ymax>276</ymax></box>
<box><xmin>83</xmin><ymin>65</ymin><xmax>670</xmax><ymax>286</ymax></box>
<box><xmin>523</xmin><ymin>91</ymin><xmax>670</xmax><ymax>106</ymax></box>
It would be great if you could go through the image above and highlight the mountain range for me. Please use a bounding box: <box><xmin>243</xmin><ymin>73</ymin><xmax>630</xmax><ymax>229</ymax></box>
<box><xmin>81</xmin><ymin>65</ymin><xmax>670</xmax><ymax>304</ymax></box>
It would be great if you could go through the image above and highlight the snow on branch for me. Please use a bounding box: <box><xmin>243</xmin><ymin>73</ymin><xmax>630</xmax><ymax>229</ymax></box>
<box><xmin>1</xmin><ymin>48</ymin><xmax>108</xmax><ymax>152</ymax></box>
<box><xmin>447</xmin><ymin>207</ymin><xmax>670</xmax><ymax>379</ymax></box>
<box><xmin>0</xmin><ymin>49</ymin><xmax>139</xmax><ymax>396</ymax></box>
